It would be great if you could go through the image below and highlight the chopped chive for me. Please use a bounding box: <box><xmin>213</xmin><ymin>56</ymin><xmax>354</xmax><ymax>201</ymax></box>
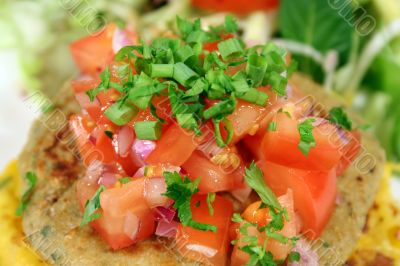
<box><xmin>185</xmin><ymin>78</ymin><xmax>208</xmax><ymax>96</ymax></box>
<box><xmin>176</xmin><ymin>113</ymin><xmax>201</xmax><ymax>136</ymax></box>
<box><xmin>246</xmin><ymin>53</ymin><xmax>268</xmax><ymax>87</ymax></box>
<box><xmin>217</xmin><ymin>38</ymin><xmax>244</xmax><ymax>60</ymax></box>
<box><xmin>203</xmin><ymin>98</ymin><xmax>236</xmax><ymax>120</ymax></box>
<box><xmin>119</xmin><ymin>177</ymin><xmax>132</xmax><ymax>184</ymax></box>
<box><xmin>268</xmin><ymin>122</ymin><xmax>277</xmax><ymax>132</ymax></box>
<box><xmin>238</xmin><ymin>89</ymin><xmax>269</xmax><ymax>106</ymax></box>
<box><xmin>173</xmin><ymin>62</ymin><xmax>198</xmax><ymax>87</ymax></box>
<box><xmin>150</xmin><ymin>64</ymin><xmax>174</xmax><ymax>78</ymax></box>
<box><xmin>80</xmin><ymin>185</ymin><xmax>105</xmax><ymax>227</ymax></box>
<box><xmin>134</xmin><ymin>121</ymin><xmax>162</xmax><ymax>140</ymax></box>
<box><xmin>104</xmin><ymin>101</ymin><xmax>138</xmax><ymax>126</ymax></box>
<box><xmin>213</xmin><ymin>118</ymin><xmax>234</xmax><ymax>147</ymax></box>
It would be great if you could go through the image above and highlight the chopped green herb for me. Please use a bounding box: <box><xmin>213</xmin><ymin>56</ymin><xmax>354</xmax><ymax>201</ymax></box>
<box><xmin>218</xmin><ymin>38</ymin><xmax>244</xmax><ymax>60</ymax></box>
<box><xmin>288</xmin><ymin>251</ymin><xmax>301</xmax><ymax>263</ymax></box>
<box><xmin>163</xmin><ymin>172</ymin><xmax>217</xmax><ymax>232</ymax></box>
<box><xmin>224</xmin><ymin>15</ymin><xmax>238</xmax><ymax>33</ymax></box>
<box><xmin>206</xmin><ymin>192</ymin><xmax>216</xmax><ymax>216</ymax></box>
<box><xmin>86</xmin><ymin>67</ymin><xmax>111</xmax><ymax>101</ymax></box>
<box><xmin>80</xmin><ymin>185</ymin><xmax>105</xmax><ymax>228</ymax></box>
<box><xmin>134</xmin><ymin>121</ymin><xmax>163</xmax><ymax>140</ymax></box>
<box><xmin>104</xmin><ymin>101</ymin><xmax>138</xmax><ymax>126</ymax></box>
<box><xmin>268</xmin><ymin>122</ymin><xmax>277</xmax><ymax>132</ymax></box>
<box><xmin>244</xmin><ymin>162</ymin><xmax>281</xmax><ymax>210</ymax></box>
<box><xmin>16</xmin><ymin>172</ymin><xmax>37</xmax><ymax>216</ymax></box>
<box><xmin>298</xmin><ymin>118</ymin><xmax>316</xmax><ymax>156</ymax></box>
<box><xmin>329</xmin><ymin>107</ymin><xmax>352</xmax><ymax>131</ymax></box>
<box><xmin>119</xmin><ymin>177</ymin><xmax>132</xmax><ymax>184</ymax></box>
<box><xmin>104</xmin><ymin>130</ymin><xmax>114</xmax><ymax>140</ymax></box>
<box><xmin>213</xmin><ymin>118</ymin><xmax>234</xmax><ymax>147</ymax></box>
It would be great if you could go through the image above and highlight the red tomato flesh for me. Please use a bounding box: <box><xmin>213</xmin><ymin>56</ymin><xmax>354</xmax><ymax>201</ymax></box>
<box><xmin>182</xmin><ymin>151</ymin><xmax>245</xmax><ymax>194</ymax></box>
<box><xmin>258</xmin><ymin>160</ymin><xmax>337</xmax><ymax>239</ymax></box>
<box><xmin>192</xmin><ymin>0</ymin><xmax>279</xmax><ymax>15</ymax></box>
<box><xmin>176</xmin><ymin>195</ymin><xmax>233</xmax><ymax>265</ymax></box>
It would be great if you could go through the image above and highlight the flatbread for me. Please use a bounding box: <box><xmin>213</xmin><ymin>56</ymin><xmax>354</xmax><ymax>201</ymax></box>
<box><xmin>18</xmin><ymin>74</ymin><xmax>385</xmax><ymax>265</ymax></box>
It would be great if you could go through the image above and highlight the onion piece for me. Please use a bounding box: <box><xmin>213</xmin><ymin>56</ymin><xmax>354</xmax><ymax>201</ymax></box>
<box><xmin>131</xmin><ymin>139</ymin><xmax>157</xmax><ymax>166</ymax></box>
<box><xmin>82</xmin><ymin>160</ymin><xmax>103</xmax><ymax>185</ymax></box>
<box><xmin>98</xmin><ymin>172</ymin><xmax>117</xmax><ymax>187</ymax></box>
<box><xmin>185</xmin><ymin>244</ymin><xmax>218</xmax><ymax>258</ymax></box>
<box><xmin>155</xmin><ymin>220</ymin><xmax>178</xmax><ymax>238</ymax></box>
<box><xmin>117</xmin><ymin>126</ymin><xmax>134</xmax><ymax>158</ymax></box>
<box><xmin>154</xmin><ymin>206</ymin><xmax>176</xmax><ymax>223</ymax></box>
<box><xmin>112</xmin><ymin>28</ymin><xmax>133</xmax><ymax>54</ymax></box>
<box><xmin>288</xmin><ymin>239</ymin><xmax>319</xmax><ymax>266</ymax></box>
<box><xmin>230</xmin><ymin>185</ymin><xmax>252</xmax><ymax>204</ymax></box>
<box><xmin>123</xmin><ymin>212</ymin><xmax>140</xmax><ymax>240</ymax></box>
<box><xmin>144</xmin><ymin>177</ymin><xmax>170</xmax><ymax>208</ymax></box>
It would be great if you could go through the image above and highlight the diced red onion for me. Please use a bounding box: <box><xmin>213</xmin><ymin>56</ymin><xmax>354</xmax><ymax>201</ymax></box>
<box><xmin>98</xmin><ymin>172</ymin><xmax>117</xmax><ymax>187</ymax></box>
<box><xmin>288</xmin><ymin>239</ymin><xmax>319</xmax><ymax>266</ymax></box>
<box><xmin>124</xmin><ymin>212</ymin><xmax>140</xmax><ymax>240</ymax></box>
<box><xmin>112</xmin><ymin>28</ymin><xmax>134</xmax><ymax>54</ymax></box>
<box><xmin>117</xmin><ymin>126</ymin><xmax>134</xmax><ymax>158</ymax></box>
<box><xmin>230</xmin><ymin>185</ymin><xmax>252</xmax><ymax>204</ymax></box>
<box><xmin>83</xmin><ymin>160</ymin><xmax>103</xmax><ymax>185</ymax></box>
<box><xmin>185</xmin><ymin>244</ymin><xmax>218</xmax><ymax>258</ymax></box>
<box><xmin>154</xmin><ymin>206</ymin><xmax>176</xmax><ymax>223</ymax></box>
<box><xmin>144</xmin><ymin>177</ymin><xmax>170</xmax><ymax>208</ymax></box>
<box><xmin>131</xmin><ymin>139</ymin><xmax>156</xmax><ymax>166</ymax></box>
<box><xmin>133</xmin><ymin>166</ymin><xmax>146</xmax><ymax>178</ymax></box>
<box><xmin>336</xmin><ymin>127</ymin><xmax>350</xmax><ymax>145</ymax></box>
<box><xmin>155</xmin><ymin>220</ymin><xmax>178</xmax><ymax>238</ymax></box>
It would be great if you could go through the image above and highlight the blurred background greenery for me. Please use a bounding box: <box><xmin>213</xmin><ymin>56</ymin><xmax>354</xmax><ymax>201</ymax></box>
<box><xmin>0</xmin><ymin>0</ymin><xmax>399</xmax><ymax>163</ymax></box>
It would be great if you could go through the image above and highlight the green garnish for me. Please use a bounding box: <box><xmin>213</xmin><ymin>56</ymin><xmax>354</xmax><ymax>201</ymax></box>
<box><xmin>119</xmin><ymin>177</ymin><xmax>131</xmax><ymax>184</ymax></box>
<box><xmin>134</xmin><ymin>121</ymin><xmax>162</xmax><ymax>140</ymax></box>
<box><xmin>85</xmin><ymin>16</ymin><xmax>293</xmax><ymax>150</ymax></box>
<box><xmin>80</xmin><ymin>185</ymin><xmax>105</xmax><ymax>228</ymax></box>
<box><xmin>163</xmin><ymin>172</ymin><xmax>217</xmax><ymax>232</ymax></box>
<box><xmin>244</xmin><ymin>162</ymin><xmax>281</xmax><ymax>210</ymax></box>
<box><xmin>104</xmin><ymin>101</ymin><xmax>138</xmax><ymax>126</ymax></box>
<box><xmin>298</xmin><ymin>118</ymin><xmax>316</xmax><ymax>156</ymax></box>
<box><xmin>104</xmin><ymin>130</ymin><xmax>114</xmax><ymax>140</ymax></box>
<box><xmin>268</xmin><ymin>121</ymin><xmax>277</xmax><ymax>132</ymax></box>
<box><xmin>288</xmin><ymin>251</ymin><xmax>301</xmax><ymax>262</ymax></box>
<box><xmin>16</xmin><ymin>172</ymin><xmax>37</xmax><ymax>216</ymax></box>
<box><xmin>329</xmin><ymin>107</ymin><xmax>352</xmax><ymax>131</ymax></box>
<box><xmin>206</xmin><ymin>192</ymin><xmax>216</xmax><ymax>216</ymax></box>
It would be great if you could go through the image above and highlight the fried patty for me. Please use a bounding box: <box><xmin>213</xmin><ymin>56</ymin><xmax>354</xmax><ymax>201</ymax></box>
<box><xmin>18</xmin><ymin>74</ymin><xmax>385</xmax><ymax>266</ymax></box>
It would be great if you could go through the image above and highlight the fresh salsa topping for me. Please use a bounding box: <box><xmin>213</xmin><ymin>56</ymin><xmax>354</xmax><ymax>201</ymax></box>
<box><xmin>15</xmin><ymin>171</ymin><xmax>37</xmax><ymax>216</ymax></box>
<box><xmin>68</xmin><ymin>15</ymin><xmax>361</xmax><ymax>265</ymax></box>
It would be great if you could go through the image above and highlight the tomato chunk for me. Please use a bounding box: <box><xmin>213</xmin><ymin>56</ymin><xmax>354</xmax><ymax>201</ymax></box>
<box><xmin>182</xmin><ymin>151</ymin><xmax>245</xmax><ymax>194</ymax></box>
<box><xmin>176</xmin><ymin>195</ymin><xmax>233</xmax><ymax>265</ymax></box>
<box><xmin>336</xmin><ymin>130</ymin><xmax>361</xmax><ymax>176</ymax></box>
<box><xmin>192</xmin><ymin>0</ymin><xmax>279</xmax><ymax>15</ymax></box>
<box><xmin>261</xmin><ymin>113</ymin><xmax>343</xmax><ymax>171</ymax></box>
<box><xmin>258</xmin><ymin>161</ymin><xmax>336</xmax><ymax>238</ymax></box>
<box><xmin>145</xmin><ymin>124</ymin><xmax>199</xmax><ymax>166</ymax></box>
<box><xmin>98</xmin><ymin>178</ymin><xmax>155</xmax><ymax>250</ymax></box>
<box><xmin>231</xmin><ymin>190</ymin><xmax>298</xmax><ymax>265</ymax></box>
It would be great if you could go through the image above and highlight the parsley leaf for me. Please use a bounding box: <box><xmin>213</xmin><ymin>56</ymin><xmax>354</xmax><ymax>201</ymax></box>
<box><xmin>80</xmin><ymin>185</ymin><xmax>105</xmax><ymax>228</ymax></box>
<box><xmin>268</xmin><ymin>122</ymin><xmax>277</xmax><ymax>132</ymax></box>
<box><xmin>16</xmin><ymin>172</ymin><xmax>37</xmax><ymax>216</ymax></box>
<box><xmin>86</xmin><ymin>67</ymin><xmax>111</xmax><ymax>101</ymax></box>
<box><xmin>298</xmin><ymin>118</ymin><xmax>316</xmax><ymax>156</ymax></box>
<box><xmin>163</xmin><ymin>172</ymin><xmax>217</xmax><ymax>232</ymax></box>
<box><xmin>329</xmin><ymin>107</ymin><xmax>352</xmax><ymax>130</ymax></box>
<box><xmin>288</xmin><ymin>251</ymin><xmax>301</xmax><ymax>263</ymax></box>
<box><xmin>244</xmin><ymin>162</ymin><xmax>281</xmax><ymax>210</ymax></box>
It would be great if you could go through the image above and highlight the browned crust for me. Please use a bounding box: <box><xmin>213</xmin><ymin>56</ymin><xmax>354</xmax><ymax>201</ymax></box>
<box><xmin>18</xmin><ymin>74</ymin><xmax>385</xmax><ymax>265</ymax></box>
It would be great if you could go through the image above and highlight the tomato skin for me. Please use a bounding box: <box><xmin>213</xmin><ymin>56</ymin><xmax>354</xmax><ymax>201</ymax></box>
<box><xmin>258</xmin><ymin>160</ymin><xmax>336</xmax><ymax>239</ymax></box>
<box><xmin>70</xmin><ymin>24</ymin><xmax>116</xmax><ymax>76</ymax></box>
<box><xmin>261</xmin><ymin>113</ymin><xmax>343</xmax><ymax>171</ymax></box>
<box><xmin>182</xmin><ymin>151</ymin><xmax>245</xmax><ymax>194</ymax></box>
<box><xmin>145</xmin><ymin>124</ymin><xmax>199</xmax><ymax>166</ymax></box>
<box><xmin>96</xmin><ymin>178</ymin><xmax>155</xmax><ymax>250</ymax></box>
<box><xmin>192</xmin><ymin>0</ymin><xmax>279</xmax><ymax>14</ymax></box>
<box><xmin>176</xmin><ymin>195</ymin><xmax>233</xmax><ymax>265</ymax></box>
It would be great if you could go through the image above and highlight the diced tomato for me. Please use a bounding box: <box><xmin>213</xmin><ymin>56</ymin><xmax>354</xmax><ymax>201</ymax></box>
<box><xmin>70</xmin><ymin>24</ymin><xmax>117</xmax><ymax>75</ymax></box>
<box><xmin>71</xmin><ymin>77</ymin><xmax>101</xmax><ymax>93</ymax></box>
<box><xmin>145</xmin><ymin>124</ymin><xmax>200</xmax><ymax>166</ymax></box>
<box><xmin>176</xmin><ymin>195</ymin><xmax>233</xmax><ymax>265</ymax></box>
<box><xmin>182</xmin><ymin>151</ymin><xmax>245</xmax><ymax>194</ymax></box>
<box><xmin>258</xmin><ymin>161</ymin><xmax>337</xmax><ymax>239</ymax></box>
<box><xmin>336</xmin><ymin>130</ymin><xmax>361</xmax><ymax>176</ymax></box>
<box><xmin>96</xmin><ymin>178</ymin><xmax>155</xmax><ymax>250</ymax></box>
<box><xmin>192</xmin><ymin>0</ymin><xmax>279</xmax><ymax>15</ymax></box>
<box><xmin>203</xmin><ymin>33</ymin><xmax>234</xmax><ymax>52</ymax></box>
<box><xmin>260</xmin><ymin>113</ymin><xmax>343</xmax><ymax>171</ymax></box>
<box><xmin>231</xmin><ymin>190</ymin><xmax>298</xmax><ymax>265</ymax></box>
